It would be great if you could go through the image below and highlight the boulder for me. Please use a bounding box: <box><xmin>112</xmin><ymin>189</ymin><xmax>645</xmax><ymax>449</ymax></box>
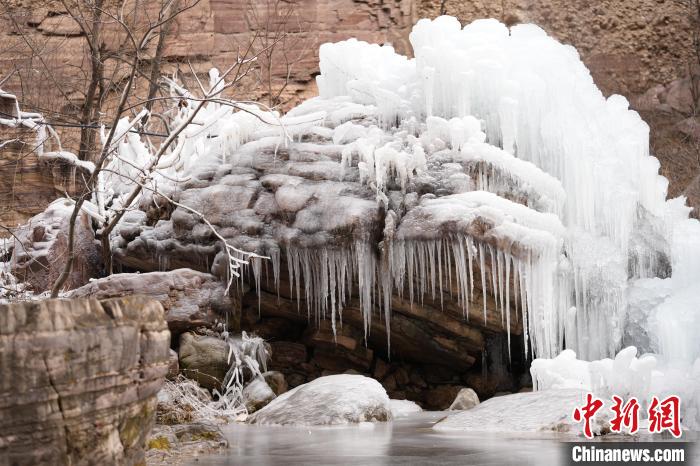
<box><xmin>10</xmin><ymin>198</ymin><xmax>101</xmax><ymax>293</ymax></box>
<box><xmin>177</xmin><ymin>332</ymin><xmax>229</xmax><ymax>390</ymax></box>
<box><xmin>242</xmin><ymin>377</ymin><xmax>276</xmax><ymax>413</ymax></box>
<box><xmin>262</xmin><ymin>371</ymin><xmax>288</xmax><ymax>395</ymax></box>
<box><xmin>146</xmin><ymin>422</ymin><xmax>227</xmax><ymax>466</ymax></box>
<box><xmin>448</xmin><ymin>388</ymin><xmax>480</xmax><ymax>410</ymax></box>
<box><xmin>425</xmin><ymin>385</ymin><xmax>465</xmax><ymax>410</ymax></box>
<box><xmin>434</xmin><ymin>389</ymin><xmax>602</xmax><ymax>434</ymax></box>
<box><xmin>0</xmin><ymin>296</ymin><xmax>170</xmax><ymax>465</ymax></box>
<box><xmin>248</xmin><ymin>374</ymin><xmax>392</xmax><ymax>426</ymax></box>
<box><xmin>69</xmin><ymin>268</ymin><xmax>234</xmax><ymax>335</ymax></box>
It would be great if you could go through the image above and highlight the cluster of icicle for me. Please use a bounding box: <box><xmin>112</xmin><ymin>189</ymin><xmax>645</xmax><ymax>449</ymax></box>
<box><xmin>287</xmin><ymin>16</ymin><xmax>699</xmax><ymax>366</ymax></box>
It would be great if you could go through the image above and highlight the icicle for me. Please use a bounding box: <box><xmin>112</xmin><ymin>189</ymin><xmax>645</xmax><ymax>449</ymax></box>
<box><xmin>479</xmin><ymin>242</ymin><xmax>487</xmax><ymax>324</ymax></box>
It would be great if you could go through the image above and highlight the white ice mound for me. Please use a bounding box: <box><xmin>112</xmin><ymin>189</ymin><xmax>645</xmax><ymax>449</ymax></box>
<box><xmin>247</xmin><ymin>375</ymin><xmax>392</xmax><ymax>426</ymax></box>
<box><xmin>531</xmin><ymin>347</ymin><xmax>700</xmax><ymax>431</ymax></box>
<box><xmin>390</xmin><ymin>399</ymin><xmax>423</xmax><ymax>417</ymax></box>
<box><xmin>433</xmin><ymin>389</ymin><xmax>597</xmax><ymax>435</ymax></box>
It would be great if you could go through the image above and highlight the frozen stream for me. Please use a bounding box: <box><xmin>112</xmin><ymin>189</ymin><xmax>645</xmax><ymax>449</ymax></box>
<box><xmin>185</xmin><ymin>412</ymin><xmax>697</xmax><ymax>465</ymax></box>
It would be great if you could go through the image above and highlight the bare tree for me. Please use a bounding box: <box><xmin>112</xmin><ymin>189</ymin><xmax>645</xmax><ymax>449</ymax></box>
<box><xmin>1</xmin><ymin>0</ymin><xmax>312</xmax><ymax>297</ymax></box>
<box><xmin>243</xmin><ymin>0</ymin><xmax>315</xmax><ymax>109</ymax></box>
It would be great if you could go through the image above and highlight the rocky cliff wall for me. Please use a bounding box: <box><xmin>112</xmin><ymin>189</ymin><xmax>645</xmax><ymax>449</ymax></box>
<box><xmin>2</xmin><ymin>0</ymin><xmax>693</xmax><ymax>98</ymax></box>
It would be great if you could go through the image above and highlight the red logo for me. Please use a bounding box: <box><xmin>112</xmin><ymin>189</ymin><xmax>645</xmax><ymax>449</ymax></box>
<box><xmin>572</xmin><ymin>393</ymin><xmax>604</xmax><ymax>439</ymax></box>
<box><xmin>648</xmin><ymin>395</ymin><xmax>681</xmax><ymax>438</ymax></box>
<box><xmin>610</xmin><ymin>396</ymin><xmax>640</xmax><ymax>434</ymax></box>
<box><xmin>573</xmin><ymin>394</ymin><xmax>682</xmax><ymax>438</ymax></box>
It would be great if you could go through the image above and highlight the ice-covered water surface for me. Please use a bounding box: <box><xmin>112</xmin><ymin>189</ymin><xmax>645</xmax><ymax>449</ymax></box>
<box><xmin>192</xmin><ymin>412</ymin><xmax>565</xmax><ymax>465</ymax></box>
<box><xmin>187</xmin><ymin>412</ymin><xmax>698</xmax><ymax>466</ymax></box>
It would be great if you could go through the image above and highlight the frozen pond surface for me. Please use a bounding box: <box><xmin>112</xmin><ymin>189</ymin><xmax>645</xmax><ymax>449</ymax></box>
<box><xmin>189</xmin><ymin>412</ymin><xmax>561</xmax><ymax>465</ymax></box>
<box><xmin>185</xmin><ymin>412</ymin><xmax>695</xmax><ymax>465</ymax></box>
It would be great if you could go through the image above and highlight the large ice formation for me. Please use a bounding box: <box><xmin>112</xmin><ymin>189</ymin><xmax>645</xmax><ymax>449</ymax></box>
<box><xmin>91</xmin><ymin>17</ymin><xmax>697</xmax><ymax>426</ymax></box>
<box><xmin>127</xmin><ymin>16</ymin><xmax>700</xmax><ymax>362</ymax></box>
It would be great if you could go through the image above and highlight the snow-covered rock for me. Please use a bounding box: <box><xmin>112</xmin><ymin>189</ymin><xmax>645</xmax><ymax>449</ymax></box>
<box><xmin>448</xmin><ymin>388</ymin><xmax>480</xmax><ymax>410</ymax></box>
<box><xmin>242</xmin><ymin>377</ymin><xmax>276</xmax><ymax>413</ymax></box>
<box><xmin>248</xmin><ymin>374</ymin><xmax>392</xmax><ymax>426</ymax></box>
<box><xmin>68</xmin><ymin>268</ymin><xmax>233</xmax><ymax>335</ymax></box>
<box><xmin>434</xmin><ymin>389</ymin><xmax>600</xmax><ymax>435</ymax></box>
<box><xmin>389</xmin><ymin>399</ymin><xmax>422</xmax><ymax>417</ymax></box>
<box><xmin>10</xmin><ymin>198</ymin><xmax>101</xmax><ymax>293</ymax></box>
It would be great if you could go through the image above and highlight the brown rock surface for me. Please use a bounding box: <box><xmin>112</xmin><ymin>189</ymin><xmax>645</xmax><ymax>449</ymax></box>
<box><xmin>177</xmin><ymin>332</ymin><xmax>230</xmax><ymax>390</ymax></box>
<box><xmin>0</xmin><ymin>296</ymin><xmax>170</xmax><ymax>466</ymax></box>
<box><xmin>0</xmin><ymin>117</ymin><xmax>90</xmax><ymax>231</ymax></box>
<box><xmin>68</xmin><ymin>268</ymin><xmax>235</xmax><ymax>335</ymax></box>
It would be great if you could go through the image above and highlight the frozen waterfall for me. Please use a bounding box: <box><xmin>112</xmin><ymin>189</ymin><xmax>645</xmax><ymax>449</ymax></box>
<box><xmin>105</xmin><ymin>16</ymin><xmax>699</xmax><ymax>426</ymax></box>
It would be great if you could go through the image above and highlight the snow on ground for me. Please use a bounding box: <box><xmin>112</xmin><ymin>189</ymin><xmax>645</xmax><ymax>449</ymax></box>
<box><xmin>433</xmin><ymin>389</ymin><xmax>599</xmax><ymax>435</ymax></box>
<box><xmin>248</xmin><ymin>375</ymin><xmax>391</xmax><ymax>426</ymax></box>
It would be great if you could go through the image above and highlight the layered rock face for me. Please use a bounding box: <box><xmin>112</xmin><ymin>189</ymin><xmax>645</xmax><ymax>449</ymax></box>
<box><xmin>0</xmin><ymin>0</ymin><xmax>415</xmax><ymax>110</ymax></box>
<box><xmin>0</xmin><ymin>296</ymin><xmax>170</xmax><ymax>465</ymax></box>
<box><xmin>0</xmin><ymin>98</ymin><xmax>91</xmax><ymax>231</ymax></box>
<box><xmin>1</xmin><ymin>0</ymin><xmax>691</xmax><ymax>102</ymax></box>
<box><xmin>68</xmin><ymin>268</ymin><xmax>235</xmax><ymax>335</ymax></box>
